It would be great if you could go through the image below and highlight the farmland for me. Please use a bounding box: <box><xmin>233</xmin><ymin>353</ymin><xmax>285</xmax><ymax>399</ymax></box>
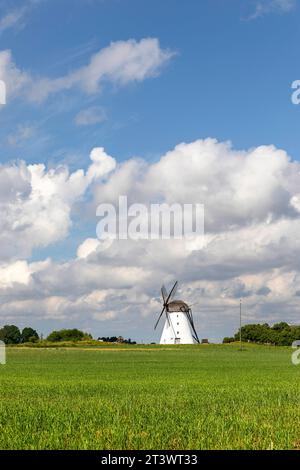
<box><xmin>1</xmin><ymin>344</ymin><xmax>300</xmax><ymax>450</ymax></box>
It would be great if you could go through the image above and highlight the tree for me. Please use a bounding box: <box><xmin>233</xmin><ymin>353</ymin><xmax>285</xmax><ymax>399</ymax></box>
<box><xmin>21</xmin><ymin>327</ymin><xmax>39</xmax><ymax>343</ymax></box>
<box><xmin>223</xmin><ymin>337</ymin><xmax>235</xmax><ymax>344</ymax></box>
<box><xmin>273</xmin><ymin>322</ymin><xmax>289</xmax><ymax>332</ymax></box>
<box><xmin>0</xmin><ymin>325</ymin><xmax>21</xmax><ymax>344</ymax></box>
<box><xmin>228</xmin><ymin>322</ymin><xmax>300</xmax><ymax>346</ymax></box>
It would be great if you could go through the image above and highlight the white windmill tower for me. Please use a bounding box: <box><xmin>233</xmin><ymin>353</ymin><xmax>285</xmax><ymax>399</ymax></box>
<box><xmin>154</xmin><ymin>281</ymin><xmax>199</xmax><ymax>345</ymax></box>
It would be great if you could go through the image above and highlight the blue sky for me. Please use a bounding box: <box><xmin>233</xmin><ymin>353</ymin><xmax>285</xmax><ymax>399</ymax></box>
<box><xmin>1</xmin><ymin>0</ymin><xmax>300</xmax><ymax>165</ymax></box>
<box><xmin>1</xmin><ymin>0</ymin><xmax>300</xmax><ymax>342</ymax></box>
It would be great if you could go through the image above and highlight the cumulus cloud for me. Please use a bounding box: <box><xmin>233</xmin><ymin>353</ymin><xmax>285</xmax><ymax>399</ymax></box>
<box><xmin>1</xmin><ymin>138</ymin><xmax>300</xmax><ymax>340</ymax></box>
<box><xmin>0</xmin><ymin>38</ymin><xmax>174</xmax><ymax>103</ymax></box>
<box><xmin>93</xmin><ymin>139</ymin><xmax>298</xmax><ymax>231</ymax></box>
<box><xmin>87</xmin><ymin>147</ymin><xmax>116</xmax><ymax>182</ymax></box>
<box><xmin>0</xmin><ymin>147</ymin><xmax>116</xmax><ymax>261</ymax></box>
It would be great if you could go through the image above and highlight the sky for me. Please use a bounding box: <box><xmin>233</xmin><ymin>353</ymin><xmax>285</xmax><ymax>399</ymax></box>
<box><xmin>1</xmin><ymin>0</ymin><xmax>300</xmax><ymax>342</ymax></box>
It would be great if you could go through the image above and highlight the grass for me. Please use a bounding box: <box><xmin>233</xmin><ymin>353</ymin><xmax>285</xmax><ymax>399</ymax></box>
<box><xmin>1</xmin><ymin>343</ymin><xmax>300</xmax><ymax>450</ymax></box>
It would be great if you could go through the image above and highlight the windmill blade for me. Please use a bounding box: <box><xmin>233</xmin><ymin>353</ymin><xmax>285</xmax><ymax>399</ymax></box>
<box><xmin>191</xmin><ymin>325</ymin><xmax>200</xmax><ymax>343</ymax></box>
<box><xmin>155</xmin><ymin>281</ymin><xmax>178</xmax><ymax>332</ymax></box>
<box><xmin>155</xmin><ymin>305</ymin><xmax>171</xmax><ymax>329</ymax></box>
<box><xmin>192</xmin><ymin>333</ymin><xmax>200</xmax><ymax>343</ymax></box>
<box><xmin>191</xmin><ymin>320</ymin><xmax>199</xmax><ymax>343</ymax></box>
<box><xmin>189</xmin><ymin>311</ymin><xmax>198</xmax><ymax>338</ymax></box>
<box><xmin>163</xmin><ymin>281</ymin><xmax>178</xmax><ymax>327</ymax></box>
<box><xmin>186</xmin><ymin>309</ymin><xmax>200</xmax><ymax>343</ymax></box>
<box><xmin>161</xmin><ymin>285</ymin><xmax>168</xmax><ymax>303</ymax></box>
<box><xmin>154</xmin><ymin>305</ymin><xmax>166</xmax><ymax>330</ymax></box>
<box><xmin>187</xmin><ymin>308</ymin><xmax>194</xmax><ymax>324</ymax></box>
<box><xmin>189</xmin><ymin>318</ymin><xmax>199</xmax><ymax>343</ymax></box>
<box><xmin>167</xmin><ymin>281</ymin><xmax>178</xmax><ymax>303</ymax></box>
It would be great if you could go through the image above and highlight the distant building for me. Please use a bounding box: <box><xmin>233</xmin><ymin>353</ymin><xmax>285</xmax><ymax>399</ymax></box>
<box><xmin>201</xmin><ymin>338</ymin><xmax>209</xmax><ymax>344</ymax></box>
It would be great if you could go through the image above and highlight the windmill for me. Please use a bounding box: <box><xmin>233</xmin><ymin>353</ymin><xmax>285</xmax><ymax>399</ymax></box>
<box><xmin>154</xmin><ymin>281</ymin><xmax>199</xmax><ymax>344</ymax></box>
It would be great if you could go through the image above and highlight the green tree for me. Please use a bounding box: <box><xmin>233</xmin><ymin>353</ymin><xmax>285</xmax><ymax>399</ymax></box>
<box><xmin>21</xmin><ymin>327</ymin><xmax>39</xmax><ymax>343</ymax></box>
<box><xmin>228</xmin><ymin>322</ymin><xmax>300</xmax><ymax>346</ymax></box>
<box><xmin>273</xmin><ymin>322</ymin><xmax>289</xmax><ymax>332</ymax></box>
<box><xmin>223</xmin><ymin>337</ymin><xmax>235</xmax><ymax>344</ymax></box>
<box><xmin>0</xmin><ymin>325</ymin><xmax>21</xmax><ymax>344</ymax></box>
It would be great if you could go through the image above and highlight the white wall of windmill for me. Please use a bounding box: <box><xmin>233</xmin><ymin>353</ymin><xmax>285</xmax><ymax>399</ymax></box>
<box><xmin>159</xmin><ymin>311</ymin><xmax>196</xmax><ymax>344</ymax></box>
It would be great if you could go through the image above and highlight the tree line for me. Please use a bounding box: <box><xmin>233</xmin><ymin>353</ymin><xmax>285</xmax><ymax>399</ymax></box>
<box><xmin>0</xmin><ymin>325</ymin><xmax>39</xmax><ymax>344</ymax></box>
<box><xmin>223</xmin><ymin>322</ymin><xmax>300</xmax><ymax>346</ymax></box>
<box><xmin>98</xmin><ymin>336</ymin><xmax>136</xmax><ymax>344</ymax></box>
<box><xmin>0</xmin><ymin>325</ymin><xmax>135</xmax><ymax>344</ymax></box>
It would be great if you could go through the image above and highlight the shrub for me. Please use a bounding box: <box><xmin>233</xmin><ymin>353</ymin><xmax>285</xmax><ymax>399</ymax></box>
<box><xmin>47</xmin><ymin>329</ymin><xmax>91</xmax><ymax>342</ymax></box>
<box><xmin>223</xmin><ymin>337</ymin><xmax>235</xmax><ymax>344</ymax></box>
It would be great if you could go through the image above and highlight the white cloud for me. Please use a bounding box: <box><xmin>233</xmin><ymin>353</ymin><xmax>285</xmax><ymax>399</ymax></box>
<box><xmin>1</xmin><ymin>138</ymin><xmax>300</xmax><ymax>340</ymax></box>
<box><xmin>0</xmin><ymin>38</ymin><xmax>173</xmax><ymax>103</ymax></box>
<box><xmin>0</xmin><ymin>6</ymin><xmax>27</xmax><ymax>34</ymax></box>
<box><xmin>75</xmin><ymin>106</ymin><xmax>107</xmax><ymax>126</ymax></box>
<box><xmin>87</xmin><ymin>147</ymin><xmax>116</xmax><ymax>182</ymax></box>
<box><xmin>77</xmin><ymin>238</ymin><xmax>100</xmax><ymax>259</ymax></box>
<box><xmin>0</xmin><ymin>258</ymin><xmax>48</xmax><ymax>288</ymax></box>
<box><xmin>0</xmin><ymin>0</ymin><xmax>43</xmax><ymax>35</ymax></box>
<box><xmin>0</xmin><ymin>49</ymin><xmax>30</xmax><ymax>99</ymax></box>
<box><xmin>0</xmin><ymin>260</ymin><xmax>31</xmax><ymax>287</ymax></box>
<box><xmin>93</xmin><ymin>139</ymin><xmax>297</xmax><ymax>231</ymax></box>
<box><xmin>248</xmin><ymin>0</ymin><xmax>296</xmax><ymax>19</ymax></box>
<box><xmin>0</xmin><ymin>147</ymin><xmax>116</xmax><ymax>261</ymax></box>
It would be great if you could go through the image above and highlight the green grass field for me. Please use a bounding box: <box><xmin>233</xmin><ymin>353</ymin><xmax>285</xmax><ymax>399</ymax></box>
<box><xmin>1</xmin><ymin>343</ymin><xmax>300</xmax><ymax>450</ymax></box>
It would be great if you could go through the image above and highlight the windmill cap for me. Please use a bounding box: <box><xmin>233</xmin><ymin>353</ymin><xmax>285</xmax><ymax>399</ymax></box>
<box><xmin>167</xmin><ymin>300</ymin><xmax>189</xmax><ymax>312</ymax></box>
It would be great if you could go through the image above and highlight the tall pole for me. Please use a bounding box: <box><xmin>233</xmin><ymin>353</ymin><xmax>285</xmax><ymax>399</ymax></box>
<box><xmin>239</xmin><ymin>298</ymin><xmax>242</xmax><ymax>350</ymax></box>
